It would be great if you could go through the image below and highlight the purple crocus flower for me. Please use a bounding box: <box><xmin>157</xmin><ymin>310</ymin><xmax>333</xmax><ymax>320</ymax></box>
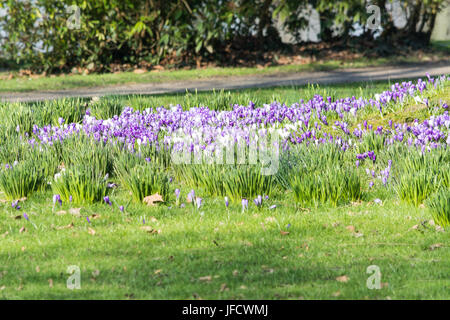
<box><xmin>253</xmin><ymin>195</ymin><xmax>262</xmax><ymax>207</ymax></box>
<box><xmin>86</xmin><ymin>216</ymin><xmax>91</xmax><ymax>223</ymax></box>
<box><xmin>12</xmin><ymin>200</ymin><xmax>20</xmax><ymax>210</ymax></box>
<box><xmin>53</xmin><ymin>194</ymin><xmax>62</xmax><ymax>206</ymax></box>
<box><xmin>224</xmin><ymin>196</ymin><xmax>229</xmax><ymax>208</ymax></box>
<box><xmin>119</xmin><ymin>205</ymin><xmax>124</xmax><ymax>212</ymax></box>
<box><xmin>175</xmin><ymin>189</ymin><xmax>180</xmax><ymax>199</ymax></box>
<box><xmin>269</xmin><ymin>205</ymin><xmax>277</xmax><ymax>210</ymax></box>
<box><xmin>145</xmin><ymin>158</ymin><xmax>151</xmax><ymax>162</ymax></box>
<box><xmin>241</xmin><ymin>198</ymin><xmax>248</xmax><ymax>211</ymax></box>
<box><xmin>187</xmin><ymin>189</ymin><xmax>195</xmax><ymax>203</ymax></box>
<box><xmin>104</xmin><ymin>196</ymin><xmax>112</xmax><ymax>206</ymax></box>
<box><xmin>195</xmin><ymin>197</ymin><xmax>203</xmax><ymax>209</ymax></box>
<box><xmin>69</xmin><ymin>195</ymin><xmax>73</xmax><ymax>203</ymax></box>
<box><xmin>23</xmin><ymin>213</ymin><xmax>29</xmax><ymax>221</ymax></box>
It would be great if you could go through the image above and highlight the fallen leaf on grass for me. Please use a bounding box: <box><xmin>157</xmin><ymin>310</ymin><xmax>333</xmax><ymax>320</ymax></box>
<box><xmin>69</xmin><ymin>208</ymin><xmax>81</xmax><ymax>216</ymax></box>
<box><xmin>435</xmin><ymin>225</ymin><xmax>444</xmax><ymax>232</ymax></box>
<box><xmin>219</xmin><ymin>283</ymin><xmax>229</xmax><ymax>292</ymax></box>
<box><xmin>261</xmin><ymin>265</ymin><xmax>274</xmax><ymax>273</ymax></box>
<box><xmin>88</xmin><ymin>228</ymin><xmax>96</xmax><ymax>236</ymax></box>
<box><xmin>336</xmin><ymin>275</ymin><xmax>349</xmax><ymax>283</ymax></box>
<box><xmin>332</xmin><ymin>290</ymin><xmax>341</xmax><ymax>297</ymax></box>
<box><xmin>143</xmin><ymin>193</ymin><xmax>164</xmax><ymax>206</ymax></box>
<box><xmin>21</xmin><ymin>246</ymin><xmax>26</xmax><ymax>252</ymax></box>
<box><xmin>353</xmin><ymin>232</ymin><xmax>364</xmax><ymax>238</ymax></box>
<box><xmin>280</xmin><ymin>231</ymin><xmax>290</xmax><ymax>236</ymax></box>
<box><xmin>56</xmin><ymin>223</ymin><xmax>74</xmax><ymax>230</ymax></box>
<box><xmin>429</xmin><ymin>243</ymin><xmax>443</xmax><ymax>251</ymax></box>
<box><xmin>140</xmin><ymin>226</ymin><xmax>160</xmax><ymax>234</ymax></box>
<box><xmin>154</xmin><ymin>269</ymin><xmax>163</xmax><ymax>275</ymax></box>
<box><xmin>232</xmin><ymin>270</ymin><xmax>239</xmax><ymax>276</ymax></box>
<box><xmin>198</xmin><ymin>275</ymin><xmax>212</xmax><ymax>282</ymax></box>
<box><xmin>48</xmin><ymin>279</ymin><xmax>53</xmax><ymax>288</ymax></box>
<box><xmin>19</xmin><ymin>227</ymin><xmax>27</xmax><ymax>233</ymax></box>
<box><xmin>35</xmin><ymin>266</ymin><xmax>40</xmax><ymax>273</ymax></box>
<box><xmin>345</xmin><ymin>226</ymin><xmax>355</xmax><ymax>232</ymax></box>
<box><xmin>56</xmin><ymin>210</ymin><xmax>67</xmax><ymax>216</ymax></box>
<box><xmin>0</xmin><ymin>286</ymin><xmax>5</xmax><ymax>291</ymax></box>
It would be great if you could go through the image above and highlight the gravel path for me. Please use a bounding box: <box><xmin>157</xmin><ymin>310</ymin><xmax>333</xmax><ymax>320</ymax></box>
<box><xmin>1</xmin><ymin>61</ymin><xmax>450</xmax><ymax>103</ymax></box>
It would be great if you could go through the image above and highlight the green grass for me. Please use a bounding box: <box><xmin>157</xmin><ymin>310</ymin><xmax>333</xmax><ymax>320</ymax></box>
<box><xmin>0</xmin><ymin>54</ymin><xmax>447</xmax><ymax>93</ymax></box>
<box><xmin>0</xmin><ymin>78</ymin><xmax>448</xmax><ymax>299</ymax></box>
<box><xmin>0</xmin><ymin>189</ymin><xmax>448</xmax><ymax>299</ymax></box>
<box><xmin>57</xmin><ymin>78</ymin><xmax>430</xmax><ymax>112</ymax></box>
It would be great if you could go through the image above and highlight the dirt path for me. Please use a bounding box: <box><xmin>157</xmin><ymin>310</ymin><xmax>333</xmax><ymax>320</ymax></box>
<box><xmin>1</xmin><ymin>61</ymin><xmax>450</xmax><ymax>103</ymax></box>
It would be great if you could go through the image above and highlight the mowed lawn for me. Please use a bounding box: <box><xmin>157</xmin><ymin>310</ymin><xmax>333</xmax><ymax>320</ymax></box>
<box><xmin>0</xmin><ymin>79</ymin><xmax>449</xmax><ymax>300</ymax></box>
<box><xmin>0</xmin><ymin>190</ymin><xmax>449</xmax><ymax>299</ymax></box>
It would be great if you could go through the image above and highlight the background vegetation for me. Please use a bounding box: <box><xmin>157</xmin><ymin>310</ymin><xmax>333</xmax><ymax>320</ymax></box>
<box><xmin>0</xmin><ymin>0</ymin><xmax>448</xmax><ymax>73</ymax></box>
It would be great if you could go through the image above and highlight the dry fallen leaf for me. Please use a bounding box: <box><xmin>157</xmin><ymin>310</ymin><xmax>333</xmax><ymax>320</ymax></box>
<box><xmin>140</xmin><ymin>226</ymin><xmax>160</xmax><ymax>234</ymax></box>
<box><xmin>56</xmin><ymin>223</ymin><xmax>74</xmax><ymax>230</ymax></box>
<box><xmin>332</xmin><ymin>290</ymin><xmax>341</xmax><ymax>297</ymax></box>
<box><xmin>69</xmin><ymin>208</ymin><xmax>81</xmax><ymax>216</ymax></box>
<box><xmin>429</xmin><ymin>243</ymin><xmax>443</xmax><ymax>251</ymax></box>
<box><xmin>88</xmin><ymin>228</ymin><xmax>96</xmax><ymax>236</ymax></box>
<box><xmin>336</xmin><ymin>275</ymin><xmax>349</xmax><ymax>283</ymax></box>
<box><xmin>19</xmin><ymin>227</ymin><xmax>27</xmax><ymax>233</ymax></box>
<box><xmin>198</xmin><ymin>275</ymin><xmax>212</xmax><ymax>282</ymax></box>
<box><xmin>232</xmin><ymin>270</ymin><xmax>239</xmax><ymax>276</ymax></box>
<box><xmin>346</xmin><ymin>225</ymin><xmax>355</xmax><ymax>233</ymax></box>
<box><xmin>55</xmin><ymin>210</ymin><xmax>67</xmax><ymax>216</ymax></box>
<box><xmin>48</xmin><ymin>279</ymin><xmax>53</xmax><ymax>288</ymax></box>
<box><xmin>143</xmin><ymin>193</ymin><xmax>164</xmax><ymax>206</ymax></box>
<box><xmin>154</xmin><ymin>269</ymin><xmax>163</xmax><ymax>275</ymax></box>
<box><xmin>35</xmin><ymin>266</ymin><xmax>40</xmax><ymax>273</ymax></box>
<box><xmin>280</xmin><ymin>231</ymin><xmax>290</xmax><ymax>236</ymax></box>
<box><xmin>219</xmin><ymin>283</ymin><xmax>228</xmax><ymax>292</ymax></box>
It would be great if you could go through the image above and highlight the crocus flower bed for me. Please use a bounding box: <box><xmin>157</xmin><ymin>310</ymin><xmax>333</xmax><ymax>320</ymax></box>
<box><xmin>0</xmin><ymin>75</ymin><xmax>449</xmax><ymax>226</ymax></box>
